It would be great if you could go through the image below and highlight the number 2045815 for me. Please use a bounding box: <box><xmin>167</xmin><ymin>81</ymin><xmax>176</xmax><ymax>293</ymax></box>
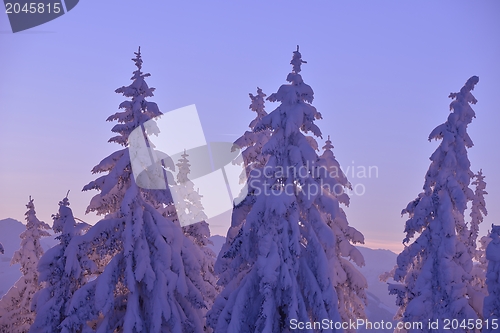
<box><xmin>443</xmin><ymin>318</ymin><xmax>498</xmax><ymax>330</ymax></box>
<box><xmin>5</xmin><ymin>2</ymin><xmax>61</xmax><ymax>14</ymax></box>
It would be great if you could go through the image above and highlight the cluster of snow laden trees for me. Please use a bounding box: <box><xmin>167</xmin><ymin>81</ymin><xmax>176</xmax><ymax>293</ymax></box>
<box><xmin>208</xmin><ymin>46</ymin><xmax>367</xmax><ymax>333</ymax></box>
<box><xmin>0</xmin><ymin>48</ymin><xmax>498</xmax><ymax>333</ymax></box>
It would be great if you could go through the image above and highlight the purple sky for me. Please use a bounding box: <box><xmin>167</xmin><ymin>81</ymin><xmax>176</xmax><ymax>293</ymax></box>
<box><xmin>1</xmin><ymin>1</ymin><xmax>499</xmax><ymax>252</ymax></box>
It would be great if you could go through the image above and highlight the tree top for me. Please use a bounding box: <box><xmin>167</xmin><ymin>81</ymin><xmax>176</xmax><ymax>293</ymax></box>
<box><xmin>291</xmin><ymin>45</ymin><xmax>307</xmax><ymax>73</ymax></box>
<box><xmin>323</xmin><ymin>135</ymin><xmax>334</xmax><ymax>151</ymax></box>
<box><xmin>448</xmin><ymin>75</ymin><xmax>479</xmax><ymax>105</ymax></box>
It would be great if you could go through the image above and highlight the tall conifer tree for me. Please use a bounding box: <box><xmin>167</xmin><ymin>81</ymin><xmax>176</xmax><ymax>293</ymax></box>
<box><xmin>61</xmin><ymin>48</ymin><xmax>213</xmax><ymax>333</ymax></box>
<box><xmin>389</xmin><ymin>76</ymin><xmax>481</xmax><ymax>332</ymax></box>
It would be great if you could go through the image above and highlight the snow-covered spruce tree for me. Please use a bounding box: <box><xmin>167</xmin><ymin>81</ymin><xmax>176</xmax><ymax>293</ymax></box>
<box><xmin>483</xmin><ymin>224</ymin><xmax>500</xmax><ymax>332</ymax></box>
<box><xmin>29</xmin><ymin>195</ymin><xmax>90</xmax><ymax>333</ymax></box>
<box><xmin>172</xmin><ymin>151</ymin><xmax>219</xmax><ymax>315</ymax></box>
<box><xmin>318</xmin><ymin>136</ymin><xmax>367</xmax><ymax>328</ymax></box>
<box><xmin>468</xmin><ymin>170</ymin><xmax>488</xmax><ymax>257</ymax></box>
<box><xmin>477</xmin><ymin>234</ymin><xmax>492</xmax><ymax>270</ymax></box>
<box><xmin>389</xmin><ymin>76</ymin><xmax>481</xmax><ymax>332</ymax></box>
<box><xmin>60</xmin><ymin>48</ymin><xmax>212</xmax><ymax>333</ymax></box>
<box><xmin>467</xmin><ymin>170</ymin><xmax>488</xmax><ymax>316</ymax></box>
<box><xmin>214</xmin><ymin>87</ymin><xmax>271</xmax><ymax>286</ymax></box>
<box><xmin>0</xmin><ymin>197</ymin><xmax>51</xmax><ymax>333</ymax></box>
<box><xmin>208</xmin><ymin>47</ymin><xmax>350</xmax><ymax>333</ymax></box>
<box><xmin>472</xmin><ymin>231</ymin><xmax>492</xmax><ymax>289</ymax></box>
<box><xmin>173</xmin><ymin>150</ymin><xmax>210</xmax><ymax>228</ymax></box>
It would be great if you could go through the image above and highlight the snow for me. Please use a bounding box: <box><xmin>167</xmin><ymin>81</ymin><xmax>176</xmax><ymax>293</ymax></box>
<box><xmin>483</xmin><ymin>225</ymin><xmax>500</xmax><ymax>332</ymax></box>
<box><xmin>0</xmin><ymin>199</ymin><xmax>51</xmax><ymax>333</ymax></box>
<box><xmin>389</xmin><ymin>76</ymin><xmax>483</xmax><ymax>332</ymax></box>
<box><xmin>30</xmin><ymin>196</ymin><xmax>90</xmax><ymax>333</ymax></box>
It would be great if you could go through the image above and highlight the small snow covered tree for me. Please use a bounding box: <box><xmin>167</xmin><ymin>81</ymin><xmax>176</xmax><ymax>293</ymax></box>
<box><xmin>172</xmin><ymin>150</ymin><xmax>210</xmax><ymax>228</ymax></box>
<box><xmin>477</xmin><ymin>234</ymin><xmax>492</xmax><ymax>266</ymax></box>
<box><xmin>389</xmin><ymin>76</ymin><xmax>481</xmax><ymax>332</ymax></box>
<box><xmin>0</xmin><ymin>197</ymin><xmax>51</xmax><ymax>333</ymax></box>
<box><xmin>208</xmin><ymin>47</ymin><xmax>354</xmax><ymax>333</ymax></box>
<box><xmin>467</xmin><ymin>170</ymin><xmax>488</xmax><ymax>316</ymax></box>
<box><xmin>318</xmin><ymin>136</ymin><xmax>367</xmax><ymax>328</ymax></box>
<box><xmin>483</xmin><ymin>224</ymin><xmax>500</xmax><ymax>332</ymax></box>
<box><xmin>215</xmin><ymin>87</ymin><xmax>271</xmax><ymax>285</ymax></box>
<box><xmin>0</xmin><ymin>243</ymin><xmax>3</xmax><ymax>254</ymax></box>
<box><xmin>29</xmin><ymin>195</ymin><xmax>90</xmax><ymax>333</ymax></box>
<box><xmin>172</xmin><ymin>151</ymin><xmax>219</xmax><ymax>319</ymax></box>
<box><xmin>468</xmin><ymin>170</ymin><xmax>488</xmax><ymax>256</ymax></box>
<box><xmin>60</xmin><ymin>48</ymin><xmax>213</xmax><ymax>333</ymax></box>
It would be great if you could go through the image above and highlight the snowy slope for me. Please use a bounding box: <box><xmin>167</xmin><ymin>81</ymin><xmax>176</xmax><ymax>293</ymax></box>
<box><xmin>0</xmin><ymin>218</ymin><xmax>58</xmax><ymax>297</ymax></box>
<box><xmin>356</xmin><ymin>246</ymin><xmax>398</xmax><ymax>332</ymax></box>
<box><xmin>207</xmin><ymin>234</ymin><xmax>225</xmax><ymax>256</ymax></box>
<box><xmin>356</xmin><ymin>246</ymin><xmax>398</xmax><ymax>313</ymax></box>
